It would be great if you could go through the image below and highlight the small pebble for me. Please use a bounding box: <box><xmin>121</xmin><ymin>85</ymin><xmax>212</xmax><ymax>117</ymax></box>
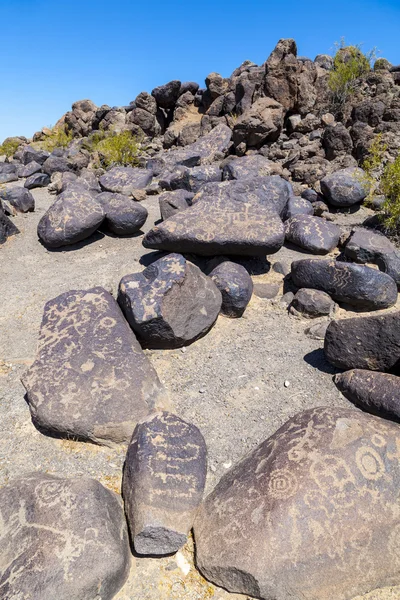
<box><xmin>181</xmin><ymin>347</ymin><xmax>187</xmax><ymax>353</ymax></box>
<box><xmin>223</xmin><ymin>461</ymin><xmax>232</xmax><ymax>469</ymax></box>
<box><xmin>284</xmin><ymin>380</ymin><xmax>290</xmax><ymax>388</ymax></box>
<box><xmin>199</xmin><ymin>387</ymin><xmax>206</xmax><ymax>394</ymax></box>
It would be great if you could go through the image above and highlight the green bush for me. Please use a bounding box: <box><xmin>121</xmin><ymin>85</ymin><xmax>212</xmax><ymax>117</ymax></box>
<box><xmin>40</xmin><ymin>126</ymin><xmax>73</xmax><ymax>152</ymax></box>
<box><xmin>0</xmin><ymin>138</ymin><xmax>21</xmax><ymax>158</ymax></box>
<box><xmin>91</xmin><ymin>130</ymin><xmax>145</xmax><ymax>168</ymax></box>
<box><xmin>381</xmin><ymin>155</ymin><xmax>400</xmax><ymax>231</ymax></box>
<box><xmin>361</xmin><ymin>134</ymin><xmax>387</xmax><ymax>205</ymax></box>
<box><xmin>328</xmin><ymin>39</ymin><xmax>376</xmax><ymax>108</ymax></box>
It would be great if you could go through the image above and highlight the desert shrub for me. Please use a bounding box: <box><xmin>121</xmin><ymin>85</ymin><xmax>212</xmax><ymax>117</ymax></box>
<box><xmin>40</xmin><ymin>126</ymin><xmax>73</xmax><ymax>152</ymax></box>
<box><xmin>361</xmin><ymin>134</ymin><xmax>388</xmax><ymax>204</ymax></box>
<box><xmin>380</xmin><ymin>155</ymin><xmax>400</xmax><ymax>231</ymax></box>
<box><xmin>91</xmin><ymin>130</ymin><xmax>145</xmax><ymax>168</ymax></box>
<box><xmin>328</xmin><ymin>39</ymin><xmax>376</xmax><ymax>108</ymax></box>
<box><xmin>0</xmin><ymin>138</ymin><xmax>21</xmax><ymax>158</ymax></box>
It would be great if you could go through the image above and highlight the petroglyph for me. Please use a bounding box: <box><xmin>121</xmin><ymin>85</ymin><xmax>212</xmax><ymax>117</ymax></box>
<box><xmin>123</xmin><ymin>412</ymin><xmax>207</xmax><ymax>555</ymax></box>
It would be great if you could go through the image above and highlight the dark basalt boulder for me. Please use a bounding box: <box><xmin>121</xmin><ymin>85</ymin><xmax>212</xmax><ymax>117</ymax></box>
<box><xmin>194</xmin><ymin>407</ymin><xmax>400</xmax><ymax>600</ymax></box>
<box><xmin>118</xmin><ymin>253</ymin><xmax>222</xmax><ymax>348</ymax></box>
<box><xmin>97</xmin><ymin>192</ymin><xmax>148</xmax><ymax>235</ymax></box>
<box><xmin>291</xmin><ymin>259</ymin><xmax>397</xmax><ymax>310</ymax></box>
<box><xmin>143</xmin><ymin>193</ymin><xmax>285</xmax><ymax>257</ymax></box>
<box><xmin>208</xmin><ymin>260</ymin><xmax>253</xmax><ymax>317</ymax></box>
<box><xmin>159</xmin><ymin>164</ymin><xmax>222</xmax><ymax>193</ymax></box>
<box><xmin>0</xmin><ymin>172</ymin><xmax>18</xmax><ymax>184</ymax></box>
<box><xmin>284</xmin><ymin>196</ymin><xmax>314</xmax><ymax>219</ymax></box>
<box><xmin>324</xmin><ymin>311</ymin><xmax>400</xmax><ymax>371</ymax></box>
<box><xmin>0</xmin><ymin>473</ymin><xmax>130</xmax><ymax>600</ymax></box>
<box><xmin>158</xmin><ymin>189</ymin><xmax>194</xmax><ymax>221</ymax></box>
<box><xmin>37</xmin><ymin>189</ymin><xmax>105</xmax><ymax>247</ymax></box>
<box><xmin>99</xmin><ymin>166</ymin><xmax>152</xmax><ymax>195</ymax></box>
<box><xmin>24</xmin><ymin>172</ymin><xmax>50</xmax><ymax>189</ymax></box>
<box><xmin>290</xmin><ymin>288</ymin><xmax>336</xmax><ymax>318</ymax></box>
<box><xmin>344</xmin><ymin>228</ymin><xmax>400</xmax><ymax>287</ymax></box>
<box><xmin>0</xmin><ymin>204</ymin><xmax>19</xmax><ymax>244</ymax></box>
<box><xmin>21</xmin><ymin>287</ymin><xmax>167</xmax><ymax>445</ymax></box>
<box><xmin>123</xmin><ymin>412</ymin><xmax>207</xmax><ymax>555</ymax></box>
<box><xmin>20</xmin><ymin>145</ymin><xmax>49</xmax><ymax>165</ymax></box>
<box><xmin>285</xmin><ymin>215</ymin><xmax>341</xmax><ymax>254</ymax></box>
<box><xmin>17</xmin><ymin>160</ymin><xmax>42</xmax><ymax>178</ymax></box>
<box><xmin>334</xmin><ymin>369</ymin><xmax>400</xmax><ymax>421</ymax></box>
<box><xmin>151</xmin><ymin>80</ymin><xmax>181</xmax><ymax>109</ymax></box>
<box><xmin>0</xmin><ymin>186</ymin><xmax>35</xmax><ymax>213</ymax></box>
<box><xmin>192</xmin><ymin>176</ymin><xmax>292</xmax><ymax>218</ymax></box>
<box><xmin>320</xmin><ymin>167</ymin><xmax>369</xmax><ymax>207</ymax></box>
<box><xmin>42</xmin><ymin>155</ymin><xmax>72</xmax><ymax>176</ymax></box>
<box><xmin>222</xmin><ymin>155</ymin><xmax>273</xmax><ymax>180</ymax></box>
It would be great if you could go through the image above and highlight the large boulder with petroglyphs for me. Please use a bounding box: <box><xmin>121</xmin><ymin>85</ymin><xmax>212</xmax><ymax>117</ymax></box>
<box><xmin>194</xmin><ymin>407</ymin><xmax>400</xmax><ymax>600</ymax></box>
<box><xmin>0</xmin><ymin>473</ymin><xmax>130</xmax><ymax>600</ymax></box>
<box><xmin>123</xmin><ymin>411</ymin><xmax>207</xmax><ymax>555</ymax></box>
<box><xmin>291</xmin><ymin>259</ymin><xmax>397</xmax><ymax>310</ymax></box>
<box><xmin>37</xmin><ymin>189</ymin><xmax>105</xmax><ymax>247</ymax></box>
<box><xmin>21</xmin><ymin>287</ymin><xmax>167</xmax><ymax>445</ymax></box>
<box><xmin>118</xmin><ymin>253</ymin><xmax>222</xmax><ymax>348</ymax></box>
<box><xmin>285</xmin><ymin>215</ymin><xmax>341</xmax><ymax>254</ymax></box>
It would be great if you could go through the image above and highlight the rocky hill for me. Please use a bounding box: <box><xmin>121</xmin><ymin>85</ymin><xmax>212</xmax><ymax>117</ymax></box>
<box><xmin>2</xmin><ymin>38</ymin><xmax>400</xmax><ymax>600</ymax></box>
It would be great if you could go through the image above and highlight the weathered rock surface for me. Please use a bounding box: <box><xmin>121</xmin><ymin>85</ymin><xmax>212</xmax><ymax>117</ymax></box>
<box><xmin>193</xmin><ymin>176</ymin><xmax>292</xmax><ymax>217</ymax></box>
<box><xmin>285</xmin><ymin>215</ymin><xmax>341</xmax><ymax>254</ymax></box>
<box><xmin>159</xmin><ymin>164</ymin><xmax>222</xmax><ymax>193</ymax></box>
<box><xmin>0</xmin><ymin>172</ymin><xmax>18</xmax><ymax>184</ymax></box>
<box><xmin>37</xmin><ymin>189</ymin><xmax>105</xmax><ymax>247</ymax></box>
<box><xmin>0</xmin><ymin>473</ymin><xmax>130</xmax><ymax>600</ymax></box>
<box><xmin>233</xmin><ymin>97</ymin><xmax>284</xmax><ymax>149</ymax></box>
<box><xmin>194</xmin><ymin>407</ymin><xmax>400</xmax><ymax>600</ymax></box>
<box><xmin>42</xmin><ymin>155</ymin><xmax>72</xmax><ymax>176</ymax></box>
<box><xmin>123</xmin><ymin>411</ymin><xmax>207</xmax><ymax>555</ymax></box>
<box><xmin>99</xmin><ymin>166</ymin><xmax>152</xmax><ymax>195</ymax></box>
<box><xmin>20</xmin><ymin>145</ymin><xmax>49</xmax><ymax>165</ymax></box>
<box><xmin>290</xmin><ymin>288</ymin><xmax>336</xmax><ymax>317</ymax></box>
<box><xmin>17</xmin><ymin>160</ymin><xmax>42</xmax><ymax>178</ymax></box>
<box><xmin>0</xmin><ymin>186</ymin><xmax>35</xmax><ymax>213</ymax></box>
<box><xmin>344</xmin><ymin>228</ymin><xmax>400</xmax><ymax>287</ymax></box>
<box><xmin>208</xmin><ymin>260</ymin><xmax>253</xmax><ymax>317</ymax></box>
<box><xmin>0</xmin><ymin>204</ymin><xmax>19</xmax><ymax>244</ymax></box>
<box><xmin>284</xmin><ymin>196</ymin><xmax>314</xmax><ymax>220</ymax></box>
<box><xmin>291</xmin><ymin>259</ymin><xmax>398</xmax><ymax>310</ymax></box>
<box><xmin>158</xmin><ymin>189</ymin><xmax>194</xmax><ymax>220</ymax></box>
<box><xmin>324</xmin><ymin>311</ymin><xmax>400</xmax><ymax>371</ymax></box>
<box><xmin>320</xmin><ymin>168</ymin><xmax>369</xmax><ymax>207</ymax></box>
<box><xmin>97</xmin><ymin>192</ymin><xmax>148</xmax><ymax>235</ymax></box>
<box><xmin>21</xmin><ymin>287</ymin><xmax>167</xmax><ymax>445</ymax></box>
<box><xmin>118</xmin><ymin>253</ymin><xmax>222</xmax><ymax>348</ymax></box>
<box><xmin>143</xmin><ymin>192</ymin><xmax>285</xmax><ymax>256</ymax></box>
<box><xmin>24</xmin><ymin>172</ymin><xmax>50</xmax><ymax>189</ymax></box>
<box><xmin>222</xmin><ymin>155</ymin><xmax>273</xmax><ymax>180</ymax></box>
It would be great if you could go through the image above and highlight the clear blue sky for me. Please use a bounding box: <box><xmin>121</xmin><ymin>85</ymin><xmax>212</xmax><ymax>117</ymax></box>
<box><xmin>1</xmin><ymin>0</ymin><xmax>399</xmax><ymax>141</ymax></box>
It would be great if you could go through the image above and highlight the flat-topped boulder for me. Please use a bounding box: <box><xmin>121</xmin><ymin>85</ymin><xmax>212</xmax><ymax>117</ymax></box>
<box><xmin>99</xmin><ymin>166</ymin><xmax>152</xmax><ymax>195</ymax></box>
<box><xmin>324</xmin><ymin>311</ymin><xmax>400</xmax><ymax>371</ymax></box>
<box><xmin>37</xmin><ymin>189</ymin><xmax>105</xmax><ymax>247</ymax></box>
<box><xmin>193</xmin><ymin>175</ymin><xmax>292</xmax><ymax>217</ymax></box>
<box><xmin>17</xmin><ymin>160</ymin><xmax>42</xmax><ymax>178</ymax></box>
<box><xmin>0</xmin><ymin>473</ymin><xmax>130</xmax><ymax>600</ymax></box>
<box><xmin>194</xmin><ymin>407</ymin><xmax>400</xmax><ymax>600</ymax></box>
<box><xmin>284</xmin><ymin>196</ymin><xmax>314</xmax><ymax>219</ymax></box>
<box><xmin>159</xmin><ymin>164</ymin><xmax>221</xmax><ymax>193</ymax></box>
<box><xmin>97</xmin><ymin>191</ymin><xmax>148</xmax><ymax>235</ymax></box>
<box><xmin>285</xmin><ymin>215</ymin><xmax>341</xmax><ymax>254</ymax></box>
<box><xmin>320</xmin><ymin>167</ymin><xmax>369</xmax><ymax>207</ymax></box>
<box><xmin>21</xmin><ymin>287</ymin><xmax>167</xmax><ymax>445</ymax></box>
<box><xmin>123</xmin><ymin>412</ymin><xmax>207</xmax><ymax>555</ymax></box>
<box><xmin>118</xmin><ymin>253</ymin><xmax>221</xmax><ymax>348</ymax></box>
<box><xmin>143</xmin><ymin>193</ymin><xmax>285</xmax><ymax>256</ymax></box>
<box><xmin>24</xmin><ymin>172</ymin><xmax>50</xmax><ymax>189</ymax></box>
<box><xmin>291</xmin><ymin>258</ymin><xmax>397</xmax><ymax>310</ymax></box>
<box><xmin>335</xmin><ymin>369</ymin><xmax>400</xmax><ymax>421</ymax></box>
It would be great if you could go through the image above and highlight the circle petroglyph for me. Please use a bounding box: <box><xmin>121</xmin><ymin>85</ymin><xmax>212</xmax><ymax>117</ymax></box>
<box><xmin>356</xmin><ymin>446</ymin><xmax>386</xmax><ymax>481</ymax></box>
<box><xmin>267</xmin><ymin>468</ymin><xmax>298</xmax><ymax>500</ymax></box>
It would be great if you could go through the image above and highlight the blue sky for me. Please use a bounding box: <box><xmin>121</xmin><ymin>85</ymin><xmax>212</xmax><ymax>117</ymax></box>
<box><xmin>1</xmin><ymin>0</ymin><xmax>399</xmax><ymax>141</ymax></box>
